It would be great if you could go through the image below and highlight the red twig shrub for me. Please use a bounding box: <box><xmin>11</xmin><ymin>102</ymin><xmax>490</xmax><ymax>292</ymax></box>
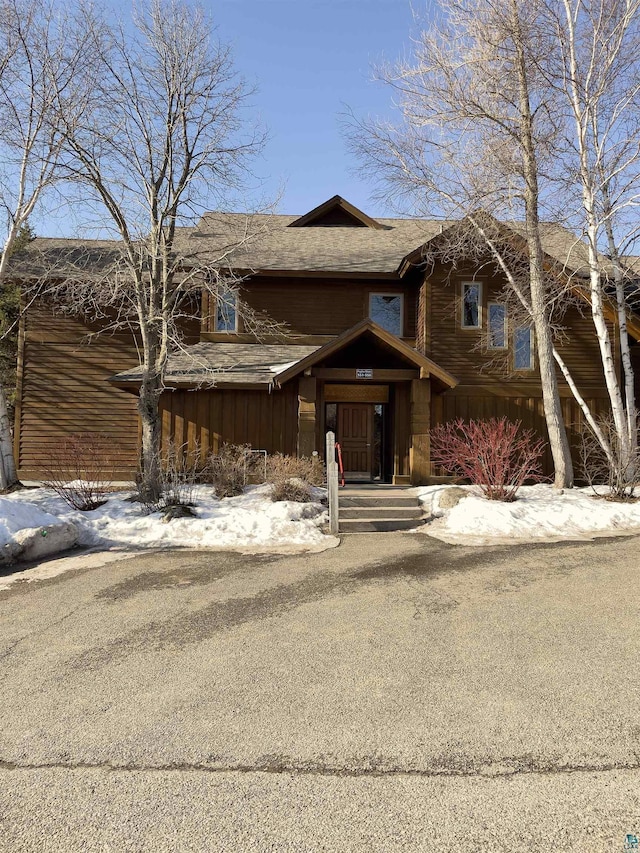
<box><xmin>430</xmin><ymin>417</ymin><xmax>546</xmax><ymax>501</ymax></box>
<box><xmin>43</xmin><ymin>432</ymin><xmax>117</xmax><ymax>510</ymax></box>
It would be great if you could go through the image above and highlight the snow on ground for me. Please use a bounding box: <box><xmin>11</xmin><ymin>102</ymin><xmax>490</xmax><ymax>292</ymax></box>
<box><xmin>6</xmin><ymin>484</ymin><xmax>330</xmax><ymax>551</ymax></box>
<box><xmin>417</xmin><ymin>483</ymin><xmax>640</xmax><ymax>545</ymax></box>
<box><xmin>0</xmin><ymin>497</ymin><xmax>64</xmax><ymax>543</ymax></box>
<box><xmin>0</xmin><ymin>484</ymin><xmax>334</xmax><ymax>588</ymax></box>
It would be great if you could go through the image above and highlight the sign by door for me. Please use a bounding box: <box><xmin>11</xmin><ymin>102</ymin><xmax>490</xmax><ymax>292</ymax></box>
<box><xmin>355</xmin><ymin>368</ymin><xmax>373</xmax><ymax>379</ymax></box>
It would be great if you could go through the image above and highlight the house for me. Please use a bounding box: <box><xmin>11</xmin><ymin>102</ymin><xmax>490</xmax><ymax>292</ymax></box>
<box><xmin>12</xmin><ymin>195</ymin><xmax>640</xmax><ymax>484</ymax></box>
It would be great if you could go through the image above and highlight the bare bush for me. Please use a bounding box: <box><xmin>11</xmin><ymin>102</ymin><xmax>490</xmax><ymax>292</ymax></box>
<box><xmin>43</xmin><ymin>432</ymin><xmax>117</xmax><ymax>510</ymax></box>
<box><xmin>134</xmin><ymin>440</ymin><xmax>203</xmax><ymax>512</ymax></box>
<box><xmin>266</xmin><ymin>453</ymin><xmax>324</xmax><ymax>503</ymax></box>
<box><xmin>208</xmin><ymin>444</ymin><xmax>256</xmax><ymax>498</ymax></box>
<box><xmin>579</xmin><ymin>414</ymin><xmax>640</xmax><ymax>500</ymax></box>
<box><xmin>430</xmin><ymin>417</ymin><xmax>546</xmax><ymax>502</ymax></box>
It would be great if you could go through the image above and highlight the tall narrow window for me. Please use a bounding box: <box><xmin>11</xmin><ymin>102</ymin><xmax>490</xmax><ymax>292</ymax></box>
<box><xmin>514</xmin><ymin>326</ymin><xmax>534</xmax><ymax>369</ymax></box>
<box><xmin>369</xmin><ymin>293</ymin><xmax>403</xmax><ymax>336</ymax></box>
<box><xmin>488</xmin><ymin>303</ymin><xmax>506</xmax><ymax>348</ymax></box>
<box><xmin>461</xmin><ymin>282</ymin><xmax>482</xmax><ymax>328</ymax></box>
<box><xmin>214</xmin><ymin>286</ymin><xmax>238</xmax><ymax>333</ymax></box>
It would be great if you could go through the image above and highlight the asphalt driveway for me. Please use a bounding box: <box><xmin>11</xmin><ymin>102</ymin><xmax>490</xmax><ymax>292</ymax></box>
<box><xmin>0</xmin><ymin>532</ymin><xmax>639</xmax><ymax>852</ymax></box>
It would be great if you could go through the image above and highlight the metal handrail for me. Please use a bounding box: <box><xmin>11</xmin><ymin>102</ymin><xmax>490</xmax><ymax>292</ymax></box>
<box><xmin>335</xmin><ymin>442</ymin><xmax>345</xmax><ymax>488</ymax></box>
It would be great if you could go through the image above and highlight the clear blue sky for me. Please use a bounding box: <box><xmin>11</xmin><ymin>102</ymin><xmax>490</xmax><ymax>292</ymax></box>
<box><xmin>213</xmin><ymin>0</ymin><xmax>416</xmax><ymax>217</ymax></box>
<box><xmin>39</xmin><ymin>0</ymin><xmax>420</xmax><ymax>236</ymax></box>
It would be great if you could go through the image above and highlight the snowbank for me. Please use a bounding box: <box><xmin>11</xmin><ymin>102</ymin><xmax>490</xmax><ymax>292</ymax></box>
<box><xmin>417</xmin><ymin>483</ymin><xmax>640</xmax><ymax>545</ymax></box>
<box><xmin>0</xmin><ymin>497</ymin><xmax>78</xmax><ymax>564</ymax></box>
<box><xmin>6</xmin><ymin>484</ymin><xmax>331</xmax><ymax>553</ymax></box>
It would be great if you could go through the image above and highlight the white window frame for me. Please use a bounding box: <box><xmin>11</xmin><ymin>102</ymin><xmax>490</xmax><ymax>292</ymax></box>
<box><xmin>514</xmin><ymin>325</ymin><xmax>535</xmax><ymax>371</ymax></box>
<box><xmin>461</xmin><ymin>281</ymin><xmax>482</xmax><ymax>329</ymax></box>
<box><xmin>369</xmin><ymin>292</ymin><xmax>404</xmax><ymax>337</ymax></box>
<box><xmin>214</xmin><ymin>286</ymin><xmax>239</xmax><ymax>334</ymax></box>
<box><xmin>487</xmin><ymin>302</ymin><xmax>507</xmax><ymax>349</ymax></box>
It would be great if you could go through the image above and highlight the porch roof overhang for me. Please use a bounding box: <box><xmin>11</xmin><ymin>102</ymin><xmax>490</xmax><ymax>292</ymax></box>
<box><xmin>109</xmin><ymin>320</ymin><xmax>458</xmax><ymax>393</ymax></box>
<box><xmin>272</xmin><ymin>318</ymin><xmax>458</xmax><ymax>391</ymax></box>
<box><xmin>108</xmin><ymin>341</ymin><xmax>321</xmax><ymax>392</ymax></box>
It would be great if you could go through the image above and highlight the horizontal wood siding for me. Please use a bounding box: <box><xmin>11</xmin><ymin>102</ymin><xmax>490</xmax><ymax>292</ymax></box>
<box><xmin>423</xmin><ymin>269</ymin><xmax>613</xmax><ymax>389</ymax></box>
<box><xmin>227</xmin><ymin>276</ymin><xmax>418</xmax><ymax>339</ymax></box>
<box><xmin>159</xmin><ymin>384</ymin><xmax>299</xmax><ymax>462</ymax></box>
<box><xmin>17</xmin><ymin>305</ymin><xmax>141</xmax><ymax>479</ymax></box>
<box><xmin>17</xmin><ymin>301</ymin><xmax>200</xmax><ymax>480</ymax></box>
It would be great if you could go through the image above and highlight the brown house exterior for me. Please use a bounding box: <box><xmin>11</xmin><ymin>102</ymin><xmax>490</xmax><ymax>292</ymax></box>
<box><xmin>13</xmin><ymin>195</ymin><xmax>640</xmax><ymax>483</ymax></box>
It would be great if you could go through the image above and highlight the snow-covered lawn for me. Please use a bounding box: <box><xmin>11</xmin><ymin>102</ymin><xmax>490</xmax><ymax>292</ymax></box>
<box><xmin>418</xmin><ymin>483</ymin><xmax>640</xmax><ymax>545</ymax></box>
<box><xmin>2</xmin><ymin>483</ymin><xmax>332</xmax><ymax>558</ymax></box>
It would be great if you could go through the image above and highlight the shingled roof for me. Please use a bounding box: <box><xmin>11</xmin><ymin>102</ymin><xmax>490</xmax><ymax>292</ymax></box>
<box><xmin>8</xmin><ymin>195</ymin><xmax>611</xmax><ymax>280</ymax></box>
<box><xmin>189</xmin><ymin>212</ymin><xmax>450</xmax><ymax>274</ymax></box>
<box><xmin>110</xmin><ymin>342</ymin><xmax>320</xmax><ymax>389</ymax></box>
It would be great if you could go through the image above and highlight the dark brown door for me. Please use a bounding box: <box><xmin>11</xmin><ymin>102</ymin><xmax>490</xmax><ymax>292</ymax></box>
<box><xmin>338</xmin><ymin>403</ymin><xmax>373</xmax><ymax>478</ymax></box>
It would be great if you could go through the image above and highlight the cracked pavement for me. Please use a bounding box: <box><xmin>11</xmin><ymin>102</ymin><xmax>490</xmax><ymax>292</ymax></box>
<box><xmin>0</xmin><ymin>532</ymin><xmax>639</xmax><ymax>851</ymax></box>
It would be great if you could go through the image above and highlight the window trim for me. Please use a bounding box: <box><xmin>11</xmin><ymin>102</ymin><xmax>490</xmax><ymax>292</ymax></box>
<box><xmin>213</xmin><ymin>287</ymin><xmax>239</xmax><ymax>334</ymax></box>
<box><xmin>369</xmin><ymin>292</ymin><xmax>404</xmax><ymax>337</ymax></box>
<box><xmin>461</xmin><ymin>281</ymin><xmax>483</xmax><ymax>329</ymax></box>
<box><xmin>513</xmin><ymin>325</ymin><xmax>535</xmax><ymax>371</ymax></box>
<box><xmin>487</xmin><ymin>302</ymin><xmax>507</xmax><ymax>349</ymax></box>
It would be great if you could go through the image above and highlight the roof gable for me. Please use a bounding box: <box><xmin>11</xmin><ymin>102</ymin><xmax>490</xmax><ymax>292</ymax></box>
<box><xmin>288</xmin><ymin>195</ymin><xmax>384</xmax><ymax>230</ymax></box>
<box><xmin>274</xmin><ymin>318</ymin><xmax>458</xmax><ymax>390</ymax></box>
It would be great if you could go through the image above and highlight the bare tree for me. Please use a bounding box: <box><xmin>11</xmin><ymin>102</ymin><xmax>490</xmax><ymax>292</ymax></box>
<box><xmin>348</xmin><ymin>0</ymin><xmax>575</xmax><ymax>487</ymax></box>
<box><xmin>0</xmin><ymin>0</ymin><xmax>82</xmax><ymax>488</ymax></box>
<box><xmin>52</xmin><ymin>0</ymin><xmax>272</xmax><ymax>500</ymax></box>
<box><xmin>543</xmin><ymin>0</ymin><xmax>640</xmax><ymax>488</ymax></box>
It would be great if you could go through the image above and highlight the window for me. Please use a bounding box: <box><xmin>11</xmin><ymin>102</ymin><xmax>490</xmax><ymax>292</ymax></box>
<box><xmin>514</xmin><ymin>326</ymin><xmax>534</xmax><ymax>370</ymax></box>
<box><xmin>461</xmin><ymin>282</ymin><xmax>482</xmax><ymax>328</ymax></box>
<box><xmin>214</xmin><ymin>286</ymin><xmax>238</xmax><ymax>333</ymax></box>
<box><xmin>488</xmin><ymin>303</ymin><xmax>506</xmax><ymax>348</ymax></box>
<box><xmin>369</xmin><ymin>293</ymin><xmax>403</xmax><ymax>336</ymax></box>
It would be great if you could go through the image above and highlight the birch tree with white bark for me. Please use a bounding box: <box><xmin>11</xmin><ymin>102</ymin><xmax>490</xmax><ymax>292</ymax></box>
<box><xmin>541</xmin><ymin>0</ymin><xmax>640</xmax><ymax>489</ymax></box>
<box><xmin>52</xmin><ymin>0</ymin><xmax>272</xmax><ymax>501</ymax></box>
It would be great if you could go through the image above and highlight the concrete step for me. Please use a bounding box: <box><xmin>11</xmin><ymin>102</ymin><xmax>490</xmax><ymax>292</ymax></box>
<box><xmin>339</xmin><ymin>518</ymin><xmax>424</xmax><ymax>533</ymax></box>
<box><xmin>340</xmin><ymin>506</ymin><xmax>423</xmax><ymax>520</ymax></box>
<box><xmin>339</xmin><ymin>496</ymin><xmax>419</xmax><ymax>509</ymax></box>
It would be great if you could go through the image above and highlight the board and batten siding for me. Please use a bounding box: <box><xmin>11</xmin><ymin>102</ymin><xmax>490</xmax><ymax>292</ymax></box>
<box><xmin>159</xmin><ymin>384</ymin><xmax>299</xmax><ymax>461</ymax></box>
<box><xmin>432</xmin><ymin>386</ymin><xmax>611</xmax><ymax>477</ymax></box>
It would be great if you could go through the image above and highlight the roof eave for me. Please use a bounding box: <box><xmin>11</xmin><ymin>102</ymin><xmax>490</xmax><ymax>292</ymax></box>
<box><xmin>273</xmin><ymin>318</ymin><xmax>458</xmax><ymax>389</ymax></box>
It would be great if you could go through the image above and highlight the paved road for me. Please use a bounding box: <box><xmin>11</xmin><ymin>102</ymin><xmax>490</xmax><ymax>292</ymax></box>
<box><xmin>0</xmin><ymin>532</ymin><xmax>639</xmax><ymax>852</ymax></box>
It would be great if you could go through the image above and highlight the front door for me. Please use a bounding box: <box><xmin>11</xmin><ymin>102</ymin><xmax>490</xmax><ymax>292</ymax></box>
<box><xmin>337</xmin><ymin>403</ymin><xmax>373</xmax><ymax>480</ymax></box>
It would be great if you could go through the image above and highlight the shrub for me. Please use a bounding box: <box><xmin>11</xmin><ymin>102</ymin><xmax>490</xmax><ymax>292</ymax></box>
<box><xmin>579</xmin><ymin>413</ymin><xmax>640</xmax><ymax>500</ymax></box>
<box><xmin>430</xmin><ymin>417</ymin><xmax>546</xmax><ymax>501</ymax></box>
<box><xmin>43</xmin><ymin>432</ymin><xmax>117</xmax><ymax>510</ymax></box>
<box><xmin>208</xmin><ymin>443</ymin><xmax>256</xmax><ymax>498</ymax></box>
<box><xmin>266</xmin><ymin>453</ymin><xmax>324</xmax><ymax>503</ymax></box>
<box><xmin>133</xmin><ymin>441</ymin><xmax>204</xmax><ymax>512</ymax></box>
<box><xmin>158</xmin><ymin>441</ymin><xmax>201</xmax><ymax>508</ymax></box>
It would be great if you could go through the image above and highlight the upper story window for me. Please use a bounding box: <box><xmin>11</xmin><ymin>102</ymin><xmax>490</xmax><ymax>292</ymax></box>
<box><xmin>369</xmin><ymin>293</ymin><xmax>403</xmax><ymax>337</ymax></box>
<box><xmin>214</xmin><ymin>286</ymin><xmax>238</xmax><ymax>333</ymax></box>
<box><xmin>461</xmin><ymin>281</ymin><xmax>482</xmax><ymax>328</ymax></box>
<box><xmin>488</xmin><ymin>303</ymin><xmax>506</xmax><ymax>348</ymax></box>
<box><xmin>514</xmin><ymin>326</ymin><xmax>534</xmax><ymax>370</ymax></box>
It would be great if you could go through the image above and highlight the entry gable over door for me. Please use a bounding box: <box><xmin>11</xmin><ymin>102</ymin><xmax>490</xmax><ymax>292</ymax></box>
<box><xmin>272</xmin><ymin>318</ymin><xmax>458</xmax><ymax>391</ymax></box>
